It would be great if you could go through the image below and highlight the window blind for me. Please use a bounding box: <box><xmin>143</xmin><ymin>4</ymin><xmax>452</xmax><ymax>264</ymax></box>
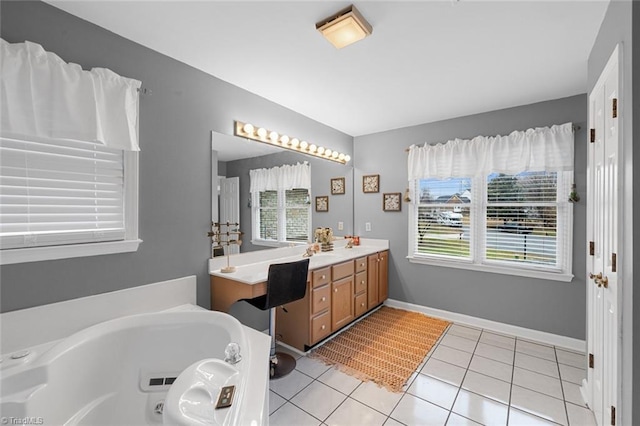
<box><xmin>0</xmin><ymin>137</ymin><xmax>125</xmax><ymax>249</ymax></box>
<box><xmin>415</xmin><ymin>177</ymin><xmax>472</xmax><ymax>260</ymax></box>
<box><xmin>484</xmin><ymin>171</ymin><xmax>568</xmax><ymax>269</ymax></box>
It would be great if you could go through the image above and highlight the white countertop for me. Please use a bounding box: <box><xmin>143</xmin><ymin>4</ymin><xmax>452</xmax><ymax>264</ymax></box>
<box><xmin>209</xmin><ymin>238</ymin><xmax>389</xmax><ymax>285</ymax></box>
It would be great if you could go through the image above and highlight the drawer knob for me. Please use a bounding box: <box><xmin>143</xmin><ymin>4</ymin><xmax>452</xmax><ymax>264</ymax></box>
<box><xmin>360</xmin><ymin>263</ymin><xmax>365</xmax><ymax>267</ymax></box>
<box><xmin>361</xmin><ymin>280</ymin><xmax>365</xmax><ymax>284</ymax></box>
<box><xmin>322</xmin><ymin>275</ymin><xmax>326</xmax><ymax>279</ymax></box>
<box><xmin>321</xmin><ymin>325</ymin><xmax>326</xmax><ymax>330</ymax></box>
<box><xmin>334</xmin><ymin>288</ymin><xmax>338</xmax><ymax>293</ymax></box>
<box><xmin>321</xmin><ymin>297</ymin><xmax>326</xmax><ymax>302</ymax></box>
<box><xmin>361</xmin><ymin>302</ymin><xmax>365</xmax><ymax>307</ymax></box>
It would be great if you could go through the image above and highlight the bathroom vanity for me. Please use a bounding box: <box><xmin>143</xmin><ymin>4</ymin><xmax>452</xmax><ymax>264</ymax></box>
<box><xmin>209</xmin><ymin>240</ymin><xmax>389</xmax><ymax>351</ymax></box>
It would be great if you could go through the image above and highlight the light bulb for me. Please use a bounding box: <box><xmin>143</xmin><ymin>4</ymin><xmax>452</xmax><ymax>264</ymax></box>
<box><xmin>325</xmin><ymin>149</ymin><xmax>332</xmax><ymax>157</ymax></box>
<box><xmin>300</xmin><ymin>140</ymin><xmax>308</xmax><ymax>149</ymax></box>
<box><xmin>257</xmin><ymin>127</ymin><xmax>267</xmax><ymax>138</ymax></box>
<box><xmin>269</xmin><ymin>131</ymin><xmax>279</xmax><ymax>143</ymax></box>
<box><xmin>338</xmin><ymin>153</ymin><xmax>345</xmax><ymax>161</ymax></box>
<box><xmin>280</xmin><ymin>135</ymin><xmax>290</xmax><ymax>145</ymax></box>
<box><xmin>344</xmin><ymin>155</ymin><xmax>351</xmax><ymax>162</ymax></box>
<box><xmin>242</xmin><ymin>123</ymin><xmax>254</xmax><ymax>135</ymax></box>
<box><xmin>317</xmin><ymin>146</ymin><xmax>325</xmax><ymax>155</ymax></box>
<box><xmin>309</xmin><ymin>144</ymin><xmax>317</xmax><ymax>153</ymax></box>
<box><xmin>290</xmin><ymin>138</ymin><xmax>300</xmax><ymax>148</ymax></box>
<box><xmin>332</xmin><ymin>151</ymin><xmax>339</xmax><ymax>159</ymax></box>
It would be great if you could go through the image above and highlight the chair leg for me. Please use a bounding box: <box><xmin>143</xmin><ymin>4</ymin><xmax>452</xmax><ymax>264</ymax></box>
<box><xmin>268</xmin><ymin>307</ymin><xmax>296</xmax><ymax>379</ymax></box>
<box><xmin>269</xmin><ymin>307</ymin><xmax>277</xmax><ymax>359</ymax></box>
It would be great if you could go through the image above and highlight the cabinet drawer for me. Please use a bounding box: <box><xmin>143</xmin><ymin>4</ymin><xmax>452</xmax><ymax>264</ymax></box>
<box><xmin>332</xmin><ymin>260</ymin><xmax>354</xmax><ymax>281</ymax></box>
<box><xmin>354</xmin><ymin>271</ymin><xmax>367</xmax><ymax>295</ymax></box>
<box><xmin>311</xmin><ymin>311</ymin><xmax>332</xmax><ymax>344</ymax></box>
<box><xmin>355</xmin><ymin>293</ymin><xmax>367</xmax><ymax>317</ymax></box>
<box><xmin>312</xmin><ymin>267</ymin><xmax>331</xmax><ymax>289</ymax></box>
<box><xmin>355</xmin><ymin>256</ymin><xmax>367</xmax><ymax>273</ymax></box>
<box><xmin>311</xmin><ymin>285</ymin><xmax>330</xmax><ymax>315</ymax></box>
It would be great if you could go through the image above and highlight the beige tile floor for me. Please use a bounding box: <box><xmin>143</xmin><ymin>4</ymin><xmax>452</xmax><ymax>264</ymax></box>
<box><xmin>268</xmin><ymin>322</ymin><xmax>596</xmax><ymax>426</ymax></box>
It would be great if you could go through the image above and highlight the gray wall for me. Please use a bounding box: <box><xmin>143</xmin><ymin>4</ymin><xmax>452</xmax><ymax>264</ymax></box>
<box><xmin>0</xmin><ymin>1</ymin><xmax>352</xmax><ymax>316</ymax></box>
<box><xmin>634</xmin><ymin>2</ymin><xmax>639</xmax><ymax>420</ymax></box>
<box><xmin>587</xmin><ymin>0</ymin><xmax>636</xmax><ymax>424</ymax></box>
<box><xmin>225</xmin><ymin>151</ymin><xmax>354</xmax><ymax>253</ymax></box>
<box><xmin>354</xmin><ymin>95</ymin><xmax>587</xmax><ymax>340</ymax></box>
<box><xmin>634</xmin><ymin>2</ymin><xmax>639</xmax><ymax>421</ymax></box>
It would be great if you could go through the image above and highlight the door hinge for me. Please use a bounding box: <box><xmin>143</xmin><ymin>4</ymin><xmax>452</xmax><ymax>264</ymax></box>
<box><xmin>612</xmin><ymin>253</ymin><xmax>617</xmax><ymax>272</ymax></box>
<box><xmin>590</xmin><ymin>128</ymin><xmax>596</xmax><ymax>143</ymax></box>
<box><xmin>588</xmin><ymin>353</ymin><xmax>594</xmax><ymax>368</ymax></box>
<box><xmin>589</xmin><ymin>241</ymin><xmax>595</xmax><ymax>256</ymax></box>
<box><xmin>611</xmin><ymin>405</ymin><xmax>616</xmax><ymax>425</ymax></box>
<box><xmin>612</xmin><ymin>98</ymin><xmax>618</xmax><ymax>118</ymax></box>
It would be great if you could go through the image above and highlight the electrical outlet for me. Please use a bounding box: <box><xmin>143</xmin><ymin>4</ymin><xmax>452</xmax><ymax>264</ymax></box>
<box><xmin>338</xmin><ymin>221</ymin><xmax>344</xmax><ymax>230</ymax></box>
<box><xmin>365</xmin><ymin>222</ymin><xmax>372</xmax><ymax>232</ymax></box>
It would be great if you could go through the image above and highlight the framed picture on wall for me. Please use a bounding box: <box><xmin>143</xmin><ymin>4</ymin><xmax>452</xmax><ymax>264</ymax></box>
<box><xmin>315</xmin><ymin>196</ymin><xmax>329</xmax><ymax>212</ymax></box>
<box><xmin>363</xmin><ymin>174</ymin><xmax>380</xmax><ymax>193</ymax></box>
<box><xmin>383</xmin><ymin>193</ymin><xmax>402</xmax><ymax>212</ymax></box>
<box><xmin>331</xmin><ymin>177</ymin><xmax>346</xmax><ymax>195</ymax></box>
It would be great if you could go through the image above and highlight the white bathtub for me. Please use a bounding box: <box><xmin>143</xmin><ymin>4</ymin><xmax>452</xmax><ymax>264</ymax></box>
<box><xmin>0</xmin><ymin>307</ymin><xmax>268</xmax><ymax>425</ymax></box>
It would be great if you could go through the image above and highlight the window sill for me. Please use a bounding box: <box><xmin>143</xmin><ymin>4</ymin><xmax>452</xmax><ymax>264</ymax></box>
<box><xmin>0</xmin><ymin>239</ymin><xmax>143</xmax><ymax>265</ymax></box>
<box><xmin>251</xmin><ymin>239</ymin><xmax>308</xmax><ymax>248</ymax></box>
<box><xmin>406</xmin><ymin>255</ymin><xmax>574</xmax><ymax>282</ymax></box>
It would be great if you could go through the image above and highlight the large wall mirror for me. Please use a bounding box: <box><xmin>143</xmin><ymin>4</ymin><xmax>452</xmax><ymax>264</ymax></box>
<box><xmin>212</xmin><ymin>131</ymin><xmax>354</xmax><ymax>253</ymax></box>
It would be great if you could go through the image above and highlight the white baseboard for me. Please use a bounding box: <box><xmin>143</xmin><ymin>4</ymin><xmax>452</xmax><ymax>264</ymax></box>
<box><xmin>385</xmin><ymin>299</ymin><xmax>586</xmax><ymax>353</ymax></box>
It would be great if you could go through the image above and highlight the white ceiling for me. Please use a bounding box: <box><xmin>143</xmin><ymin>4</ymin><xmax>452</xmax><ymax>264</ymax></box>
<box><xmin>47</xmin><ymin>1</ymin><xmax>609</xmax><ymax>137</ymax></box>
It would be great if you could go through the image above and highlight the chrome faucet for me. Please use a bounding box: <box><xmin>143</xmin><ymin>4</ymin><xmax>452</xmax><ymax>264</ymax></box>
<box><xmin>302</xmin><ymin>246</ymin><xmax>315</xmax><ymax>257</ymax></box>
<box><xmin>224</xmin><ymin>342</ymin><xmax>242</xmax><ymax>364</ymax></box>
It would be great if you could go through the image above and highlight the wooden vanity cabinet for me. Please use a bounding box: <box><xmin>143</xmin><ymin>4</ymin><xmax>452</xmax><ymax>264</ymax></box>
<box><xmin>331</xmin><ymin>261</ymin><xmax>354</xmax><ymax>331</ymax></box>
<box><xmin>368</xmin><ymin>250</ymin><xmax>389</xmax><ymax>309</ymax></box>
<box><xmin>276</xmin><ymin>250</ymin><xmax>389</xmax><ymax>351</ymax></box>
<box><xmin>354</xmin><ymin>256</ymin><xmax>368</xmax><ymax>317</ymax></box>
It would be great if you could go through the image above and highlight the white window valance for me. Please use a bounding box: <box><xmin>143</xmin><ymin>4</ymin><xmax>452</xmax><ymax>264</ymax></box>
<box><xmin>408</xmin><ymin>123</ymin><xmax>574</xmax><ymax>180</ymax></box>
<box><xmin>250</xmin><ymin>162</ymin><xmax>311</xmax><ymax>193</ymax></box>
<box><xmin>0</xmin><ymin>39</ymin><xmax>141</xmax><ymax>151</ymax></box>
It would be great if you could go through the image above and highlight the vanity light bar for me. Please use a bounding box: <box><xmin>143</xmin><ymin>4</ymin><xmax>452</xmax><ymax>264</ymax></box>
<box><xmin>234</xmin><ymin>121</ymin><xmax>350</xmax><ymax>164</ymax></box>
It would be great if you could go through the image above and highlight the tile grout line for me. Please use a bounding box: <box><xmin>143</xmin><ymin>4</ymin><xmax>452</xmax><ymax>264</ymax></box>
<box><xmin>555</xmin><ymin>345</ymin><xmax>572</xmax><ymax>426</ymax></box>
<box><xmin>506</xmin><ymin>334</ymin><xmax>517</xmax><ymax>426</ymax></box>
<box><xmin>383</xmin><ymin>327</ymin><xmax>448</xmax><ymax>426</ymax></box>
<box><xmin>444</xmin><ymin>326</ymin><xmax>483</xmax><ymax>425</ymax></box>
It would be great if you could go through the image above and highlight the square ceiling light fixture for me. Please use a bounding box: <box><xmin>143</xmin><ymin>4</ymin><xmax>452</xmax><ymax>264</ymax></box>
<box><xmin>316</xmin><ymin>5</ymin><xmax>372</xmax><ymax>49</ymax></box>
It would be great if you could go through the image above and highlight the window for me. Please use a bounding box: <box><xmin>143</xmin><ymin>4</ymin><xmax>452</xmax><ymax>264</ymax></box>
<box><xmin>408</xmin><ymin>123</ymin><xmax>574</xmax><ymax>281</ymax></box>
<box><xmin>253</xmin><ymin>188</ymin><xmax>311</xmax><ymax>245</ymax></box>
<box><xmin>0</xmin><ymin>39</ymin><xmax>141</xmax><ymax>265</ymax></box>
<box><xmin>416</xmin><ymin>178</ymin><xmax>472</xmax><ymax>259</ymax></box>
<box><xmin>413</xmin><ymin>171</ymin><xmax>571</xmax><ymax>277</ymax></box>
<box><xmin>0</xmin><ymin>137</ymin><xmax>140</xmax><ymax>264</ymax></box>
<box><xmin>250</xmin><ymin>162</ymin><xmax>311</xmax><ymax>246</ymax></box>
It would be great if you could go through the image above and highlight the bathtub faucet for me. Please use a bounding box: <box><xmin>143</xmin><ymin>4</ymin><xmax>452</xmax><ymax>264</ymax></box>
<box><xmin>224</xmin><ymin>342</ymin><xmax>242</xmax><ymax>364</ymax></box>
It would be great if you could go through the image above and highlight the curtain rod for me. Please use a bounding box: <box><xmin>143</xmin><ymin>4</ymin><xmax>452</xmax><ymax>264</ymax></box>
<box><xmin>403</xmin><ymin>124</ymin><xmax>581</xmax><ymax>152</ymax></box>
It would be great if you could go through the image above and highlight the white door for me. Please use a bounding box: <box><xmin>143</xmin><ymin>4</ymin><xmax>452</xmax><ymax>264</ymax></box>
<box><xmin>585</xmin><ymin>44</ymin><xmax>620</xmax><ymax>426</ymax></box>
<box><xmin>219</xmin><ymin>176</ymin><xmax>240</xmax><ymax>255</ymax></box>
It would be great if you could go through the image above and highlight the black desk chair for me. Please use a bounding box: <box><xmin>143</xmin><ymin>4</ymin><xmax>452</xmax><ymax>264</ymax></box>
<box><xmin>244</xmin><ymin>258</ymin><xmax>310</xmax><ymax>379</ymax></box>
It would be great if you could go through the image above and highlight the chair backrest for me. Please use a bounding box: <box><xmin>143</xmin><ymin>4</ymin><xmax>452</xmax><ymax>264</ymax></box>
<box><xmin>264</xmin><ymin>258</ymin><xmax>310</xmax><ymax>309</ymax></box>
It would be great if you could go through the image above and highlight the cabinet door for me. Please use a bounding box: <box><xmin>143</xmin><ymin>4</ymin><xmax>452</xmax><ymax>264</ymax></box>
<box><xmin>331</xmin><ymin>276</ymin><xmax>354</xmax><ymax>331</ymax></box>
<box><xmin>355</xmin><ymin>293</ymin><xmax>368</xmax><ymax>317</ymax></box>
<box><xmin>378</xmin><ymin>251</ymin><xmax>389</xmax><ymax>303</ymax></box>
<box><xmin>311</xmin><ymin>285</ymin><xmax>331</xmax><ymax>316</ymax></box>
<box><xmin>311</xmin><ymin>311</ymin><xmax>332</xmax><ymax>344</ymax></box>
<box><xmin>354</xmin><ymin>271</ymin><xmax>367</xmax><ymax>295</ymax></box>
<box><xmin>367</xmin><ymin>254</ymin><xmax>379</xmax><ymax>309</ymax></box>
